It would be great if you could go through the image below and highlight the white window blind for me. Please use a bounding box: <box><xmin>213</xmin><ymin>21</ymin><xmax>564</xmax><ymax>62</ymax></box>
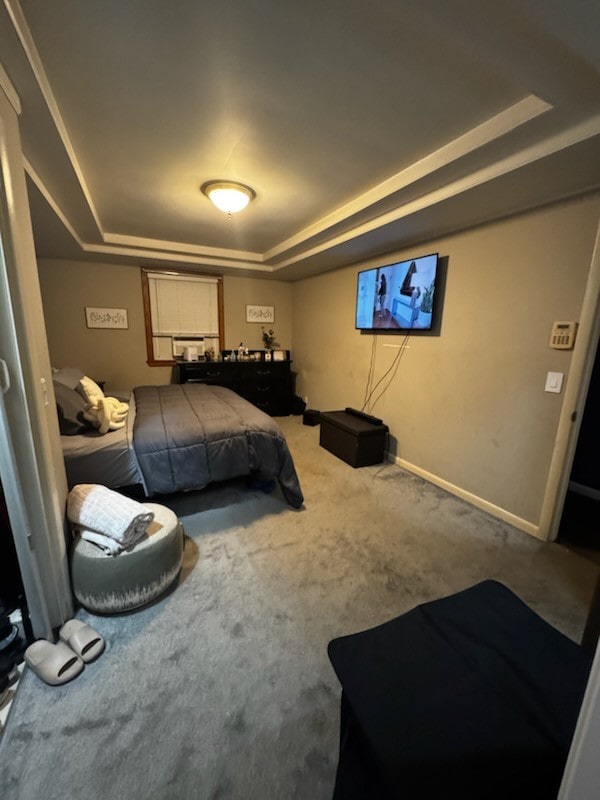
<box><xmin>148</xmin><ymin>273</ymin><xmax>219</xmax><ymax>336</ymax></box>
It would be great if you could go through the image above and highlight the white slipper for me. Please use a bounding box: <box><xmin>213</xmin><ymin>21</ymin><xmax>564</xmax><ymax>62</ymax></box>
<box><xmin>59</xmin><ymin>619</ymin><xmax>105</xmax><ymax>663</ymax></box>
<box><xmin>24</xmin><ymin>640</ymin><xmax>84</xmax><ymax>686</ymax></box>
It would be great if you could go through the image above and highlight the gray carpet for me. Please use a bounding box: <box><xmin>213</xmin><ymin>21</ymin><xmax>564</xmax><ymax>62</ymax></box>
<box><xmin>1</xmin><ymin>417</ymin><xmax>598</xmax><ymax>799</ymax></box>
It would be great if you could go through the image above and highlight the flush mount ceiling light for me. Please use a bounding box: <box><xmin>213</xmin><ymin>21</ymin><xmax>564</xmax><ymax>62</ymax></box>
<box><xmin>201</xmin><ymin>180</ymin><xmax>256</xmax><ymax>216</ymax></box>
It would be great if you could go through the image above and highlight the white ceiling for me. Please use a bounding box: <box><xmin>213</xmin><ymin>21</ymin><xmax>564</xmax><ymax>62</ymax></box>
<box><xmin>1</xmin><ymin>0</ymin><xmax>600</xmax><ymax>280</ymax></box>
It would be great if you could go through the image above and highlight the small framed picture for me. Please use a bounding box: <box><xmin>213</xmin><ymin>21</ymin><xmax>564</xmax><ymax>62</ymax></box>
<box><xmin>85</xmin><ymin>307</ymin><xmax>128</xmax><ymax>329</ymax></box>
<box><xmin>246</xmin><ymin>304</ymin><xmax>274</xmax><ymax>324</ymax></box>
<box><xmin>273</xmin><ymin>350</ymin><xmax>286</xmax><ymax>361</ymax></box>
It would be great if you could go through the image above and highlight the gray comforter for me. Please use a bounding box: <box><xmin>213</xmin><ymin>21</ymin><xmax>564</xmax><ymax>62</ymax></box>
<box><xmin>132</xmin><ymin>384</ymin><xmax>304</xmax><ymax>508</ymax></box>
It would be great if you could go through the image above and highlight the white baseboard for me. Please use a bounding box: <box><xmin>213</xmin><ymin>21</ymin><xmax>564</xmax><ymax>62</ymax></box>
<box><xmin>389</xmin><ymin>454</ymin><xmax>541</xmax><ymax>540</ymax></box>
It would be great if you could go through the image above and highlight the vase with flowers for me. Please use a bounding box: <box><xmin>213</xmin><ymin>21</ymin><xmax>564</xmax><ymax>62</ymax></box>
<box><xmin>261</xmin><ymin>326</ymin><xmax>277</xmax><ymax>350</ymax></box>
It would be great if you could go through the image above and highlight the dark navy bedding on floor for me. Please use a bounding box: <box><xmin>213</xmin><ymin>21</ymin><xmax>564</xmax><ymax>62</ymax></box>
<box><xmin>328</xmin><ymin>580</ymin><xmax>592</xmax><ymax>799</ymax></box>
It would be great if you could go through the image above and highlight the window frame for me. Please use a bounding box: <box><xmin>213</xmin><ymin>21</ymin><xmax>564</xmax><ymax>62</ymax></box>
<box><xmin>141</xmin><ymin>267</ymin><xmax>224</xmax><ymax>366</ymax></box>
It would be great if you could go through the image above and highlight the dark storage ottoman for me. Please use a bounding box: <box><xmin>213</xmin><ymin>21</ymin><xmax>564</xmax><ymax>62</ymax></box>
<box><xmin>319</xmin><ymin>408</ymin><xmax>388</xmax><ymax>467</ymax></box>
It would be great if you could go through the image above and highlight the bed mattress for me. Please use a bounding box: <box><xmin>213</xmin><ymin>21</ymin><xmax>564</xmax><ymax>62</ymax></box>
<box><xmin>61</xmin><ymin>426</ymin><xmax>142</xmax><ymax>489</ymax></box>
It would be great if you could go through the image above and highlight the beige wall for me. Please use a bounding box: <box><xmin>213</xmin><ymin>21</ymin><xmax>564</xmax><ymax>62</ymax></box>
<box><xmin>221</xmin><ymin>275</ymin><xmax>292</xmax><ymax>351</ymax></box>
<box><xmin>292</xmin><ymin>193</ymin><xmax>600</xmax><ymax>533</ymax></box>
<box><xmin>37</xmin><ymin>261</ymin><xmax>292</xmax><ymax>392</ymax></box>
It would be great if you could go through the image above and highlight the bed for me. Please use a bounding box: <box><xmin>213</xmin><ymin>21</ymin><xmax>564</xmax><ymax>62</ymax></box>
<box><xmin>57</xmin><ymin>378</ymin><xmax>304</xmax><ymax>509</ymax></box>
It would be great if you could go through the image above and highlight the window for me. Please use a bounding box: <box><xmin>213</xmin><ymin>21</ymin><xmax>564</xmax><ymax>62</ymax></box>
<box><xmin>141</xmin><ymin>268</ymin><xmax>224</xmax><ymax>365</ymax></box>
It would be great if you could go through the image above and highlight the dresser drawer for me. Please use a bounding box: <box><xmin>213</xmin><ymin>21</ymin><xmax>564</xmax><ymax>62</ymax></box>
<box><xmin>240</xmin><ymin>375</ymin><xmax>288</xmax><ymax>396</ymax></box>
<box><xmin>249</xmin><ymin>395</ymin><xmax>292</xmax><ymax>416</ymax></box>
<box><xmin>179</xmin><ymin>358</ymin><xmax>292</xmax><ymax>416</ymax></box>
<box><xmin>179</xmin><ymin>363</ymin><xmax>240</xmax><ymax>386</ymax></box>
<box><xmin>237</xmin><ymin>362</ymin><xmax>289</xmax><ymax>380</ymax></box>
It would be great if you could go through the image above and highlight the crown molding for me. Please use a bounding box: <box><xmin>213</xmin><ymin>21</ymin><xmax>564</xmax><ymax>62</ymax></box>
<box><xmin>0</xmin><ymin>58</ymin><xmax>20</xmax><ymax>114</ymax></box>
<box><xmin>82</xmin><ymin>241</ymin><xmax>274</xmax><ymax>272</ymax></box>
<box><xmin>264</xmin><ymin>95</ymin><xmax>553</xmax><ymax>262</ymax></box>
<box><xmin>4</xmin><ymin>0</ymin><xmax>103</xmax><ymax>237</ymax></box>
<box><xmin>269</xmin><ymin>112</ymin><xmax>600</xmax><ymax>271</ymax></box>
<box><xmin>24</xmin><ymin>156</ymin><xmax>84</xmax><ymax>248</ymax></box>
<box><xmin>103</xmin><ymin>232</ymin><xmax>264</xmax><ymax>263</ymax></box>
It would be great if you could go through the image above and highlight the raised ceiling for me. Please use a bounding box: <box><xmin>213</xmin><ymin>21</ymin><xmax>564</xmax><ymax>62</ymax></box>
<box><xmin>1</xmin><ymin>0</ymin><xmax>600</xmax><ymax>280</ymax></box>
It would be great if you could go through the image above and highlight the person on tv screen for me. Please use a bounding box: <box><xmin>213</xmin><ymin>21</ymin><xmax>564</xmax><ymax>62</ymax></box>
<box><xmin>410</xmin><ymin>285</ymin><xmax>421</xmax><ymax>326</ymax></box>
<box><xmin>378</xmin><ymin>273</ymin><xmax>387</xmax><ymax>316</ymax></box>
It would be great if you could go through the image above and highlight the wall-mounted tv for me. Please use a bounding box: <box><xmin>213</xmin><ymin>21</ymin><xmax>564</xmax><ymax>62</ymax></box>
<box><xmin>355</xmin><ymin>252</ymin><xmax>439</xmax><ymax>331</ymax></box>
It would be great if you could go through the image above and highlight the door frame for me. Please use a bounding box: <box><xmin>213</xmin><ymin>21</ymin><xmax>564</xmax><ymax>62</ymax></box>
<box><xmin>0</xmin><ymin>72</ymin><xmax>73</xmax><ymax>638</ymax></box>
<box><xmin>540</xmin><ymin>215</ymin><xmax>600</xmax><ymax>542</ymax></box>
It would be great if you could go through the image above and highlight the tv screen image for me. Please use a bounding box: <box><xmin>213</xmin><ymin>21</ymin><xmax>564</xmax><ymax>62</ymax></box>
<box><xmin>355</xmin><ymin>252</ymin><xmax>439</xmax><ymax>331</ymax></box>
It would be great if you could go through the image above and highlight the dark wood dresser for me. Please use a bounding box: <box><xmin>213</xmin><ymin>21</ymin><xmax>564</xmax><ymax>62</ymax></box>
<box><xmin>178</xmin><ymin>356</ymin><xmax>292</xmax><ymax>416</ymax></box>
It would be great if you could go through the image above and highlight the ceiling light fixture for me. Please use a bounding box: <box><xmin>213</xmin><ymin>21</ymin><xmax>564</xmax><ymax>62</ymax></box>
<box><xmin>201</xmin><ymin>180</ymin><xmax>256</xmax><ymax>217</ymax></box>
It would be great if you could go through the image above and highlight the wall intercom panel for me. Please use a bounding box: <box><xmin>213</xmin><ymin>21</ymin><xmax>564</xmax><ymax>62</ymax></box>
<box><xmin>549</xmin><ymin>321</ymin><xmax>577</xmax><ymax>350</ymax></box>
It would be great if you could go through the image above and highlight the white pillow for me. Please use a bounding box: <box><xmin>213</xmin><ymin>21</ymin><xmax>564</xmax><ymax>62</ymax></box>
<box><xmin>77</xmin><ymin>376</ymin><xmax>105</xmax><ymax>407</ymax></box>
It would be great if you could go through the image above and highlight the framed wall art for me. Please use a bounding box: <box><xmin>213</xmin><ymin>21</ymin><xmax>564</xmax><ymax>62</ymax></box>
<box><xmin>246</xmin><ymin>304</ymin><xmax>274</xmax><ymax>324</ymax></box>
<box><xmin>85</xmin><ymin>307</ymin><xmax>129</xmax><ymax>329</ymax></box>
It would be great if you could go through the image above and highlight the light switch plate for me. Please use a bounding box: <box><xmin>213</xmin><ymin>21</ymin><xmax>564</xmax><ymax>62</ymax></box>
<box><xmin>545</xmin><ymin>371</ymin><xmax>563</xmax><ymax>393</ymax></box>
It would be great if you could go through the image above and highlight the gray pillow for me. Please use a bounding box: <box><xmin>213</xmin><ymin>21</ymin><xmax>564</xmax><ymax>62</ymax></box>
<box><xmin>54</xmin><ymin>380</ymin><xmax>91</xmax><ymax>435</ymax></box>
<box><xmin>53</xmin><ymin>366</ymin><xmax>85</xmax><ymax>391</ymax></box>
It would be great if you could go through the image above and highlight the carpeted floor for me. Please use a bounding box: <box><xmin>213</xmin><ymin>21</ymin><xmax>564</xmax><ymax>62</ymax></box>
<box><xmin>0</xmin><ymin>416</ymin><xmax>598</xmax><ymax>799</ymax></box>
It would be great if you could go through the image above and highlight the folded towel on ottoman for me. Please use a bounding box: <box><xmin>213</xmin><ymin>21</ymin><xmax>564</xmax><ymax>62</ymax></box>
<box><xmin>67</xmin><ymin>484</ymin><xmax>154</xmax><ymax>554</ymax></box>
<box><xmin>78</xmin><ymin>528</ymin><xmax>128</xmax><ymax>556</ymax></box>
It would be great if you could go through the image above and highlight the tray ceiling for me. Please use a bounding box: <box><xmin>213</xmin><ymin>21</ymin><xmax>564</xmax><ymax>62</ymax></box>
<box><xmin>1</xmin><ymin>0</ymin><xmax>600</xmax><ymax>279</ymax></box>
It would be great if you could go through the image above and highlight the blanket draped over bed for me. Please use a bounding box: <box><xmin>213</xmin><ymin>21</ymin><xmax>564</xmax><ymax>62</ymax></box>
<box><xmin>132</xmin><ymin>384</ymin><xmax>304</xmax><ymax>508</ymax></box>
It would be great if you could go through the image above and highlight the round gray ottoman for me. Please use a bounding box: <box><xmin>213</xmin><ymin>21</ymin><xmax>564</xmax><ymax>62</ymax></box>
<box><xmin>70</xmin><ymin>503</ymin><xmax>184</xmax><ymax>613</ymax></box>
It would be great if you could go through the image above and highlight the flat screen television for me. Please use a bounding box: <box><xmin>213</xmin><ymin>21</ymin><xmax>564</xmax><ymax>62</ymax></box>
<box><xmin>355</xmin><ymin>252</ymin><xmax>439</xmax><ymax>331</ymax></box>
